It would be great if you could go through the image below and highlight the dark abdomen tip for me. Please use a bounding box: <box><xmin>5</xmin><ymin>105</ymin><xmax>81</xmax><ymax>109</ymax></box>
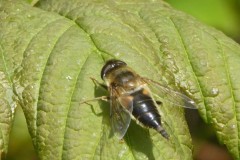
<box><xmin>157</xmin><ymin>126</ymin><xmax>169</xmax><ymax>139</ymax></box>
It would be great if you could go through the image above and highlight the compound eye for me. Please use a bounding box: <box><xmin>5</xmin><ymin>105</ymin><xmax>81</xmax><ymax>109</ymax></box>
<box><xmin>101</xmin><ymin>64</ymin><xmax>112</xmax><ymax>79</ymax></box>
<box><xmin>101</xmin><ymin>60</ymin><xmax>126</xmax><ymax>79</ymax></box>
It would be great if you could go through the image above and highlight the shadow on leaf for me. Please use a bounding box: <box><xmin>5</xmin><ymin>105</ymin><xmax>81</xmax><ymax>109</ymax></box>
<box><xmin>92</xmin><ymin>81</ymin><xmax>155</xmax><ymax>159</ymax></box>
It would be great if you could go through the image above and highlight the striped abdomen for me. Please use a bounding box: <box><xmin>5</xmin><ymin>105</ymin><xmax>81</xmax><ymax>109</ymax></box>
<box><xmin>131</xmin><ymin>88</ymin><xmax>169</xmax><ymax>139</ymax></box>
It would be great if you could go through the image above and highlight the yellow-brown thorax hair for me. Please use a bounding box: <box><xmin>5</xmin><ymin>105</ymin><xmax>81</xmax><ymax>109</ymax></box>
<box><xmin>103</xmin><ymin>66</ymin><xmax>145</xmax><ymax>95</ymax></box>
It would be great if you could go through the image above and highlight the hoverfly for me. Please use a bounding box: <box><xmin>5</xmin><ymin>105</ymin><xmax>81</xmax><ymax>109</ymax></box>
<box><xmin>90</xmin><ymin>59</ymin><xmax>196</xmax><ymax>139</ymax></box>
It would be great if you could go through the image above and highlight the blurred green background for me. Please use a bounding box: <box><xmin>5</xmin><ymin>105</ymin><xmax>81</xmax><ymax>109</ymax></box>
<box><xmin>6</xmin><ymin>0</ymin><xmax>240</xmax><ymax>160</ymax></box>
<box><xmin>165</xmin><ymin>0</ymin><xmax>240</xmax><ymax>43</ymax></box>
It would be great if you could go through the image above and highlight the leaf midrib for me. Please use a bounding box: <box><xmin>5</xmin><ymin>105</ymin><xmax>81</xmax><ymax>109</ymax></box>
<box><xmin>215</xmin><ymin>38</ymin><xmax>239</xmax><ymax>156</ymax></box>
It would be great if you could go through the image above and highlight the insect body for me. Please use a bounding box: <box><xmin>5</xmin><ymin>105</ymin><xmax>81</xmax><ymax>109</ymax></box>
<box><xmin>130</xmin><ymin>88</ymin><xmax>168</xmax><ymax>138</ymax></box>
<box><xmin>100</xmin><ymin>59</ymin><xmax>196</xmax><ymax>139</ymax></box>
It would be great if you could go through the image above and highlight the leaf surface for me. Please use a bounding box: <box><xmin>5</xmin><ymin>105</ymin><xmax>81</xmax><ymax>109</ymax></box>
<box><xmin>0</xmin><ymin>0</ymin><xmax>240</xmax><ymax>159</ymax></box>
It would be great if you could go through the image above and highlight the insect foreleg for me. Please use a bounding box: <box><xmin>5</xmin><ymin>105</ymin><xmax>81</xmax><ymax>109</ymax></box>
<box><xmin>79</xmin><ymin>96</ymin><xmax>109</xmax><ymax>116</ymax></box>
<box><xmin>90</xmin><ymin>77</ymin><xmax>108</xmax><ymax>90</ymax></box>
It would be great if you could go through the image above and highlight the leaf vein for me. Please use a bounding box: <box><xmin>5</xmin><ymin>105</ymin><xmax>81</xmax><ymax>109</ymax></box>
<box><xmin>215</xmin><ymin>39</ymin><xmax>239</xmax><ymax>156</ymax></box>
<box><xmin>168</xmin><ymin>17</ymin><xmax>210</xmax><ymax>157</ymax></box>
<box><xmin>169</xmin><ymin>17</ymin><xmax>209</xmax><ymax>120</ymax></box>
<box><xmin>0</xmin><ymin>44</ymin><xmax>12</xmax><ymax>86</ymax></box>
<box><xmin>61</xmin><ymin>53</ymin><xmax>91</xmax><ymax>159</ymax></box>
<box><xmin>35</xmin><ymin>23</ymin><xmax>75</xmax><ymax>150</ymax></box>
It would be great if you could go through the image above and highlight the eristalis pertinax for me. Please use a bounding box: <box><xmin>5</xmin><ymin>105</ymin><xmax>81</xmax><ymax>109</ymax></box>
<box><xmin>87</xmin><ymin>59</ymin><xmax>197</xmax><ymax>140</ymax></box>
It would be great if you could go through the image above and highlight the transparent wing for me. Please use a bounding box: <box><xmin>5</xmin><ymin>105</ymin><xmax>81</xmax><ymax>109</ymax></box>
<box><xmin>110</xmin><ymin>88</ymin><xmax>133</xmax><ymax>139</ymax></box>
<box><xmin>143</xmin><ymin>78</ymin><xmax>197</xmax><ymax>109</ymax></box>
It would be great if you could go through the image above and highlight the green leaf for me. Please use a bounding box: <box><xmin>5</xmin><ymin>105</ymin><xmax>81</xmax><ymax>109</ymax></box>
<box><xmin>1</xmin><ymin>0</ymin><xmax>240</xmax><ymax>159</ymax></box>
<box><xmin>0</xmin><ymin>2</ymin><xmax>20</xmax><ymax>158</ymax></box>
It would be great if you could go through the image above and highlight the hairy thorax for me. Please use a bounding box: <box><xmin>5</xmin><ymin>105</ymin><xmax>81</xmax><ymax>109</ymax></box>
<box><xmin>105</xmin><ymin>67</ymin><xmax>145</xmax><ymax>95</ymax></box>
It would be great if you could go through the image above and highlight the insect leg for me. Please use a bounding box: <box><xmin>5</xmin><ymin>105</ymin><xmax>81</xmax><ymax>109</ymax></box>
<box><xmin>79</xmin><ymin>76</ymin><xmax>109</xmax><ymax>105</ymax></box>
<box><xmin>90</xmin><ymin>77</ymin><xmax>108</xmax><ymax>90</ymax></box>
<box><xmin>80</xmin><ymin>96</ymin><xmax>109</xmax><ymax>116</ymax></box>
<box><xmin>79</xmin><ymin>96</ymin><xmax>109</xmax><ymax>104</ymax></box>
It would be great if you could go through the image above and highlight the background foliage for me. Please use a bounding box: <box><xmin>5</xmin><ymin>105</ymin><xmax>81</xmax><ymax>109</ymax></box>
<box><xmin>1</xmin><ymin>0</ymin><xmax>240</xmax><ymax>160</ymax></box>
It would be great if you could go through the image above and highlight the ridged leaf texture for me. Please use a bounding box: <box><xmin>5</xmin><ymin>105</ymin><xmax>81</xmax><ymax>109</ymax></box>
<box><xmin>0</xmin><ymin>0</ymin><xmax>240</xmax><ymax>159</ymax></box>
